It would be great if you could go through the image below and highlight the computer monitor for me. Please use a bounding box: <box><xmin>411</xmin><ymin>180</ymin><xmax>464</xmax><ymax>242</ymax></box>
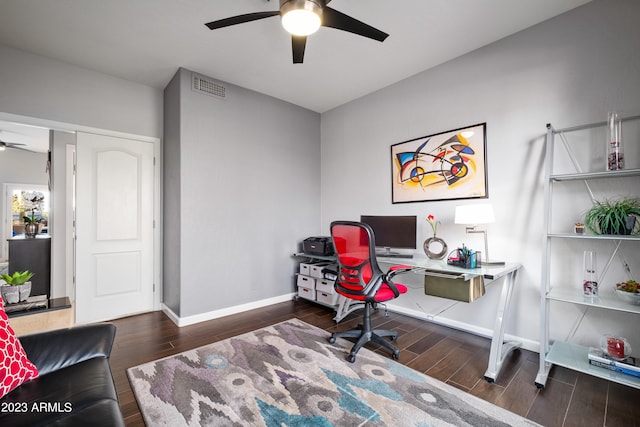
<box><xmin>360</xmin><ymin>215</ymin><xmax>417</xmax><ymax>258</ymax></box>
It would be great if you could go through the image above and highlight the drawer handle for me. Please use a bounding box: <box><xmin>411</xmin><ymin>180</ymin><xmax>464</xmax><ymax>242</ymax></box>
<box><xmin>419</xmin><ymin>269</ymin><xmax>466</xmax><ymax>280</ymax></box>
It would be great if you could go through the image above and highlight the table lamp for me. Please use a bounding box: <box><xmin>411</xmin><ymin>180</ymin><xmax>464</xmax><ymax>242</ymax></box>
<box><xmin>454</xmin><ymin>204</ymin><xmax>505</xmax><ymax>266</ymax></box>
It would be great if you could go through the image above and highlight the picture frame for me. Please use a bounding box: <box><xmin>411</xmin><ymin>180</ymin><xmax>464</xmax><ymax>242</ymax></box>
<box><xmin>391</xmin><ymin>123</ymin><xmax>488</xmax><ymax>203</ymax></box>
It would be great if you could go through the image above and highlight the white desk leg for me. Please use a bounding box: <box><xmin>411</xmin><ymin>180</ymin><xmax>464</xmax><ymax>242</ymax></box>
<box><xmin>333</xmin><ymin>295</ymin><xmax>364</xmax><ymax>323</ymax></box>
<box><xmin>484</xmin><ymin>269</ymin><xmax>522</xmax><ymax>382</ymax></box>
<box><xmin>334</xmin><ymin>295</ymin><xmax>350</xmax><ymax>322</ymax></box>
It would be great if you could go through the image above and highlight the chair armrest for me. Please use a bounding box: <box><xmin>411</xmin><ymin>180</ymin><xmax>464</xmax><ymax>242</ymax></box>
<box><xmin>386</xmin><ymin>266</ymin><xmax>413</xmax><ymax>282</ymax></box>
<box><xmin>384</xmin><ymin>266</ymin><xmax>413</xmax><ymax>297</ymax></box>
<box><xmin>19</xmin><ymin>323</ymin><xmax>116</xmax><ymax>376</ymax></box>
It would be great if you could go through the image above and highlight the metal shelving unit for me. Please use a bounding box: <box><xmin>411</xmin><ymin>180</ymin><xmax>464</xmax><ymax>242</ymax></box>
<box><xmin>292</xmin><ymin>252</ymin><xmax>365</xmax><ymax>322</ymax></box>
<box><xmin>535</xmin><ymin>117</ymin><xmax>640</xmax><ymax>388</ymax></box>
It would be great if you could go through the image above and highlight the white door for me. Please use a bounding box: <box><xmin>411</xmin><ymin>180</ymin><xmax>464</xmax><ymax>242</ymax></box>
<box><xmin>75</xmin><ymin>132</ymin><xmax>155</xmax><ymax>323</ymax></box>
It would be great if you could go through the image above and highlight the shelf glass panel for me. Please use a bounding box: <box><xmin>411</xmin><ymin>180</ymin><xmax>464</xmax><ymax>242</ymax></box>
<box><xmin>547</xmin><ymin>341</ymin><xmax>640</xmax><ymax>389</ymax></box>
<box><xmin>293</xmin><ymin>252</ymin><xmax>336</xmax><ymax>262</ymax></box>
<box><xmin>547</xmin><ymin>233</ymin><xmax>640</xmax><ymax>241</ymax></box>
<box><xmin>547</xmin><ymin>287</ymin><xmax>640</xmax><ymax>314</ymax></box>
<box><xmin>550</xmin><ymin>168</ymin><xmax>640</xmax><ymax>181</ymax></box>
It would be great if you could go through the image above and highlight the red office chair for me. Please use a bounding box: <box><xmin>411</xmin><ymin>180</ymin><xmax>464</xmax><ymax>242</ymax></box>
<box><xmin>328</xmin><ymin>221</ymin><xmax>410</xmax><ymax>362</ymax></box>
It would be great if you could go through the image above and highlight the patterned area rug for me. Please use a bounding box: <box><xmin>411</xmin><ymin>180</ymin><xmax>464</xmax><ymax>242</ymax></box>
<box><xmin>128</xmin><ymin>319</ymin><xmax>539</xmax><ymax>426</ymax></box>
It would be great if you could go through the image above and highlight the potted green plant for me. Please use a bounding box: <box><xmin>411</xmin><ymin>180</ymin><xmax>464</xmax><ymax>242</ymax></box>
<box><xmin>584</xmin><ymin>197</ymin><xmax>640</xmax><ymax>235</ymax></box>
<box><xmin>0</xmin><ymin>270</ymin><xmax>34</xmax><ymax>304</ymax></box>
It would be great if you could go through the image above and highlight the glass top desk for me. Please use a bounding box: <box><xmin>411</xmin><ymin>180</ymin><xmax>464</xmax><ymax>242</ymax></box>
<box><xmin>334</xmin><ymin>255</ymin><xmax>522</xmax><ymax>383</ymax></box>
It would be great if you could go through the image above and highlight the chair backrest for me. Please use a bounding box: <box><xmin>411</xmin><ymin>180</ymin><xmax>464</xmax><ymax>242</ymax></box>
<box><xmin>330</xmin><ymin>221</ymin><xmax>385</xmax><ymax>299</ymax></box>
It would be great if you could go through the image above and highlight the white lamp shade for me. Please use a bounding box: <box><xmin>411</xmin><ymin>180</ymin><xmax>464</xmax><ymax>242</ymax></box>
<box><xmin>455</xmin><ymin>204</ymin><xmax>495</xmax><ymax>225</ymax></box>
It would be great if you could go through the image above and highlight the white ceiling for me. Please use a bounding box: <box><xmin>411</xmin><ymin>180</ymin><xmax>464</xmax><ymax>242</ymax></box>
<box><xmin>0</xmin><ymin>0</ymin><xmax>591</xmax><ymax>150</ymax></box>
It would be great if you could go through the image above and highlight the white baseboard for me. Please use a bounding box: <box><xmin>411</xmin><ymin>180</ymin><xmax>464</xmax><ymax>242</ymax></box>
<box><xmin>161</xmin><ymin>293</ymin><xmax>296</xmax><ymax>327</ymax></box>
<box><xmin>161</xmin><ymin>294</ymin><xmax>538</xmax><ymax>353</ymax></box>
<box><xmin>386</xmin><ymin>303</ymin><xmax>539</xmax><ymax>353</ymax></box>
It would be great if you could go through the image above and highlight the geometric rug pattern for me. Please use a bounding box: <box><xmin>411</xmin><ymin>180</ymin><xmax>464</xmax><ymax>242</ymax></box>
<box><xmin>128</xmin><ymin>319</ymin><xmax>540</xmax><ymax>426</ymax></box>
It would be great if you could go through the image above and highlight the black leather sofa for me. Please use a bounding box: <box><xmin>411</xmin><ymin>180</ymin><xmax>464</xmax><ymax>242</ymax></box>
<box><xmin>0</xmin><ymin>323</ymin><xmax>124</xmax><ymax>427</ymax></box>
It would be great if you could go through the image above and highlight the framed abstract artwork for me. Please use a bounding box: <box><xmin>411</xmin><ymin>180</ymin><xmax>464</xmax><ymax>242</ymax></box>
<box><xmin>391</xmin><ymin>123</ymin><xmax>488</xmax><ymax>203</ymax></box>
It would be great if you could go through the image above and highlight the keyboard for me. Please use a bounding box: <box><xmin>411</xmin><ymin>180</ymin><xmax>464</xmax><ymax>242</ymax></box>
<box><xmin>377</xmin><ymin>253</ymin><xmax>414</xmax><ymax>259</ymax></box>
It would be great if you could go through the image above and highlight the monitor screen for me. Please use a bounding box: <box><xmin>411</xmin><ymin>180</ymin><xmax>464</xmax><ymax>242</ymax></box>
<box><xmin>360</xmin><ymin>215</ymin><xmax>417</xmax><ymax>250</ymax></box>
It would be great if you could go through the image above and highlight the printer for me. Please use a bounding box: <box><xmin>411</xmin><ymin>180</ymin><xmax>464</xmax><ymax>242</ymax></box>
<box><xmin>302</xmin><ymin>236</ymin><xmax>334</xmax><ymax>256</ymax></box>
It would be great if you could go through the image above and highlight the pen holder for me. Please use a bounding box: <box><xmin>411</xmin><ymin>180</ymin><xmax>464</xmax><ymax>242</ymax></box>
<box><xmin>447</xmin><ymin>248</ymin><xmax>480</xmax><ymax>269</ymax></box>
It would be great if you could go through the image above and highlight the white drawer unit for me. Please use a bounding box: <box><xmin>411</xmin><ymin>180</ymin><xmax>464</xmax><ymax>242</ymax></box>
<box><xmin>293</xmin><ymin>252</ymin><xmax>344</xmax><ymax>315</ymax></box>
<box><xmin>296</xmin><ymin>275</ymin><xmax>316</xmax><ymax>290</ymax></box>
<box><xmin>309</xmin><ymin>262</ymin><xmax>337</xmax><ymax>278</ymax></box>
<box><xmin>297</xmin><ymin>286</ymin><xmax>315</xmax><ymax>301</ymax></box>
<box><xmin>315</xmin><ymin>278</ymin><xmax>335</xmax><ymax>294</ymax></box>
<box><xmin>299</xmin><ymin>261</ymin><xmax>322</xmax><ymax>276</ymax></box>
<box><xmin>316</xmin><ymin>290</ymin><xmax>339</xmax><ymax>306</ymax></box>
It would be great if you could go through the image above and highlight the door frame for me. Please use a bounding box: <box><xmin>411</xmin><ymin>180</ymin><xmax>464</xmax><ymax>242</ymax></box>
<box><xmin>0</xmin><ymin>112</ymin><xmax>162</xmax><ymax>312</ymax></box>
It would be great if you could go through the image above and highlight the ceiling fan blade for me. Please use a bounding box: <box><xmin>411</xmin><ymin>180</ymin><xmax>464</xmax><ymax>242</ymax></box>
<box><xmin>9</xmin><ymin>146</ymin><xmax>34</xmax><ymax>153</ymax></box>
<box><xmin>205</xmin><ymin>11</ymin><xmax>280</xmax><ymax>30</ymax></box>
<box><xmin>292</xmin><ymin>35</ymin><xmax>307</xmax><ymax>64</ymax></box>
<box><xmin>0</xmin><ymin>140</ymin><xmax>25</xmax><ymax>147</ymax></box>
<box><xmin>321</xmin><ymin>7</ymin><xmax>389</xmax><ymax>42</ymax></box>
<box><xmin>0</xmin><ymin>141</ymin><xmax>34</xmax><ymax>153</ymax></box>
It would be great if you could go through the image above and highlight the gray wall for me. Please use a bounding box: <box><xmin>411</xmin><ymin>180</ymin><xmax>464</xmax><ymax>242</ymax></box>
<box><xmin>0</xmin><ymin>44</ymin><xmax>162</xmax><ymax>139</ymax></box>
<box><xmin>165</xmin><ymin>68</ymin><xmax>321</xmax><ymax>318</ymax></box>
<box><xmin>163</xmin><ymin>72</ymin><xmax>182</xmax><ymax>314</ymax></box>
<box><xmin>0</xmin><ymin>150</ymin><xmax>47</xmax><ymax>187</ymax></box>
<box><xmin>321</xmin><ymin>0</ymin><xmax>640</xmax><ymax>347</ymax></box>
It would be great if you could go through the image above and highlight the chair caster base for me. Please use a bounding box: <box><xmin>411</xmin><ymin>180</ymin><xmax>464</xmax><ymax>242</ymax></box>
<box><xmin>392</xmin><ymin>351</ymin><xmax>400</xmax><ymax>360</ymax></box>
<box><xmin>347</xmin><ymin>354</ymin><xmax>356</xmax><ymax>363</ymax></box>
<box><xmin>328</xmin><ymin>336</ymin><xmax>336</xmax><ymax>344</ymax></box>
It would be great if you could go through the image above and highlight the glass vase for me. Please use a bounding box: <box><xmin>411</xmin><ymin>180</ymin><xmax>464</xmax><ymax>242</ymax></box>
<box><xmin>606</xmin><ymin>111</ymin><xmax>623</xmax><ymax>171</ymax></box>
<box><xmin>583</xmin><ymin>250</ymin><xmax>598</xmax><ymax>297</ymax></box>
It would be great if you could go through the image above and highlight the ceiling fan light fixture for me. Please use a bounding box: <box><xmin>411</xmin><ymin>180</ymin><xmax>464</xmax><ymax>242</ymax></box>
<box><xmin>280</xmin><ymin>0</ymin><xmax>323</xmax><ymax>36</ymax></box>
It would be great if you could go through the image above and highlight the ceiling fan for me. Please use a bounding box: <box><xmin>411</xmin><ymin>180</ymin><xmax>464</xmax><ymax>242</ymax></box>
<box><xmin>0</xmin><ymin>140</ymin><xmax>31</xmax><ymax>152</ymax></box>
<box><xmin>205</xmin><ymin>0</ymin><xmax>389</xmax><ymax>63</ymax></box>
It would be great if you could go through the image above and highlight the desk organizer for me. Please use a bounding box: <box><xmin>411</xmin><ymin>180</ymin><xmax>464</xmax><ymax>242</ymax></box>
<box><xmin>446</xmin><ymin>247</ymin><xmax>480</xmax><ymax>269</ymax></box>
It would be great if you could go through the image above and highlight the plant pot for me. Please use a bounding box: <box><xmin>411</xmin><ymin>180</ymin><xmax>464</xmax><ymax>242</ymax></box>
<box><xmin>24</xmin><ymin>222</ymin><xmax>38</xmax><ymax>238</ymax></box>
<box><xmin>18</xmin><ymin>281</ymin><xmax>31</xmax><ymax>301</ymax></box>
<box><xmin>1</xmin><ymin>285</ymin><xmax>20</xmax><ymax>304</ymax></box>
<box><xmin>0</xmin><ymin>281</ymin><xmax>31</xmax><ymax>304</ymax></box>
<box><xmin>599</xmin><ymin>215</ymin><xmax>636</xmax><ymax>235</ymax></box>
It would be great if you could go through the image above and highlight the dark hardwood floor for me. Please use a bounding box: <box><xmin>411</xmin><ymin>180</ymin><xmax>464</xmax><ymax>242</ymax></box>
<box><xmin>109</xmin><ymin>299</ymin><xmax>640</xmax><ymax>426</ymax></box>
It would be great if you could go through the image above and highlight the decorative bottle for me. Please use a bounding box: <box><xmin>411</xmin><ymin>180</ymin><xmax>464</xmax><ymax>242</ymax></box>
<box><xmin>606</xmin><ymin>111</ymin><xmax>623</xmax><ymax>171</ymax></box>
<box><xmin>583</xmin><ymin>251</ymin><xmax>598</xmax><ymax>297</ymax></box>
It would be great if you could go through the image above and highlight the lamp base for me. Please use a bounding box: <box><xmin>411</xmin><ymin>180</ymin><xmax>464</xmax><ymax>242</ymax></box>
<box><xmin>480</xmin><ymin>259</ymin><xmax>506</xmax><ymax>266</ymax></box>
